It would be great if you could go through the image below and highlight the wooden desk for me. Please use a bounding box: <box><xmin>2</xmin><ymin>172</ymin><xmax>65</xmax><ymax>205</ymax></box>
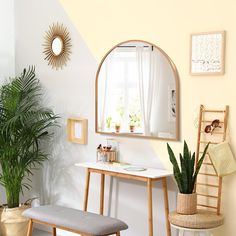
<box><xmin>76</xmin><ymin>162</ymin><xmax>172</xmax><ymax>236</ymax></box>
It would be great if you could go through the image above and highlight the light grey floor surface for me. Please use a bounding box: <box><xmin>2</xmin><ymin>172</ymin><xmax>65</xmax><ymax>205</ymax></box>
<box><xmin>34</xmin><ymin>229</ymin><xmax>52</xmax><ymax>236</ymax></box>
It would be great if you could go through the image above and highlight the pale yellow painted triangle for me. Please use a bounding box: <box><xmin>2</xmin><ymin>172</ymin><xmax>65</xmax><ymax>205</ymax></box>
<box><xmin>58</xmin><ymin>0</ymin><xmax>231</xmax><ymax>62</ymax></box>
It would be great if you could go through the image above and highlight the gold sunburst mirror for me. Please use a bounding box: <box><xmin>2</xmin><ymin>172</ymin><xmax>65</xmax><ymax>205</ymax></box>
<box><xmin>43</xmin><ymin>23</ymin><xmax>72</xmax><ymax>70</ymax></box>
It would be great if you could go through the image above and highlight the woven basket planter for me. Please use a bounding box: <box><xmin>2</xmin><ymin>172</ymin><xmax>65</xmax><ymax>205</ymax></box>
<box><xmin>0</xmin><ymin>204</ymin><xmax>30</xmax><ymax>236</ymax></box>
<box><xmin>177</xmin><ymin>193</ymin><xmax>197</xmax><ymax>215</ymax></box>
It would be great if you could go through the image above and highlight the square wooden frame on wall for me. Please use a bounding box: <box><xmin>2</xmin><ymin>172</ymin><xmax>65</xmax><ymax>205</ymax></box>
<box><xmin>190</xmin><ymin>31</ymin><xmax>226</xmax><ymax>76</ymax></box>
<box><xmin>67</xmin><ymin>118</ymin><xmax>88</xmax><ymax>144</ymax></box>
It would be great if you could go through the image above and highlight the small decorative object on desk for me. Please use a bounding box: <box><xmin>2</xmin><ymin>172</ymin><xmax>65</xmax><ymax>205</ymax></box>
<box><xmin>167</xmin><ymin>140</ymin><xmax>209</xmax><ymax>215</ymax></box>
<box><xmin>97</xmin><ymin>144</ymin><xmax>117</xmax><ymax>162</ymax></box>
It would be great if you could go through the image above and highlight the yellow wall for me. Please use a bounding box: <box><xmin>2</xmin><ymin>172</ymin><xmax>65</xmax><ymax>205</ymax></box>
<box><xmin>59</xmin><ymin>0</ymin><xmax>236</xmax><ymax>235</ymax></box>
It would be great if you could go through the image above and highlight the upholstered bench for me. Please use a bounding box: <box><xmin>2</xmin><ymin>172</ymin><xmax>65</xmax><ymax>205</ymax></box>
<box><xmin>23</xmin><ymin>205</ymin><xmax>128</xmax><ymax>236</ymax></box>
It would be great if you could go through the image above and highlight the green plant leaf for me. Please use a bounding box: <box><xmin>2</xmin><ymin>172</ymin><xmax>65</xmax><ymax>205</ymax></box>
<box><xmin>0</xmin><ymin>66</ymin><xmax>59</xmax><ymax>208</ymax></box>
<box><xmin>179</xmin><ymin>153</ymin><xmax>188</xmax><ymax>193</ymax></box>
<box><xmin>167</xmin><ymin>143</ymin><xmax>183</xmax><ymax>193</ymax></box>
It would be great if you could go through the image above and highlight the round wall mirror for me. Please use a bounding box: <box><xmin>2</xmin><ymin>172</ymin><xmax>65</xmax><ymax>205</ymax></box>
<box><xmin>95</xmin><ymin>40</ymin><xmax>180</xmax><ymax>140</ymax></box>
<box><xmin>43</xmin><ymin>23</ymin><xmax>72</xmax><ymax>70</ymax></box>
<box><xmin>51</xmin><ymin>36</ymin><xmax>63</xmax><ymax>56</ymax></box>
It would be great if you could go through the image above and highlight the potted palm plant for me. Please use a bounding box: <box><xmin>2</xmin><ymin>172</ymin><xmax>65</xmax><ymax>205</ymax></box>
<box><xmin>0</xmin><ymin>67</ymin><xmax>58</xmax><ymax>236</ymax></box>
<box><xmin>167</xmin><ymin>141</ymin><xmax>209</xmax><ymax>215</ymax></box>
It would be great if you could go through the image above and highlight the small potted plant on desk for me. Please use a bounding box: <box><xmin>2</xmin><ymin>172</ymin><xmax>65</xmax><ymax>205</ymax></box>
<box><xmin>167</xmin><ymin>141</ymin><xmax>209</xmax><ymax>215</ymax></box>
<box><xmin>0</xmin><ymin>67</ymin><xmax>58</xmax><ymax>236</ymax></box>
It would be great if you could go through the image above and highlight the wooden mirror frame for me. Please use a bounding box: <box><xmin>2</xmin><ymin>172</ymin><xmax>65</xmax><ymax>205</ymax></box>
<box><xmin>95</xmin><ymin>39</ymin><xmax>180</xmax><ymax>141</ymax></box>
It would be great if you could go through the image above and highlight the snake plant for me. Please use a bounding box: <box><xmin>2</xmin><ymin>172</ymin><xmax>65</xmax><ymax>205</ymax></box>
<box><xmin>167</xmin><ymin>141</ymin><xmax>209</xmax><ymax>194</ymax></box>
<box><xmin>0</xmin><ymin>67</ymin><xmax>58</xmax><ymax>208</ymax></box>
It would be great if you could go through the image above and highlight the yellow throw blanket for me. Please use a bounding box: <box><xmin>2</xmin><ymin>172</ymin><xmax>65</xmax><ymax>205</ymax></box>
<box><xmin>208</xmin><ymin>142</ymin><xmax>236</xmax><ymax>177</ymax></box>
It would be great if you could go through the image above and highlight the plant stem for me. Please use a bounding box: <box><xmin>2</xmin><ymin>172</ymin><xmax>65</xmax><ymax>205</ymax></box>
<box><xmin>6</xmin><ymin>187</ymin><xmax>20</xmax><ymax>208</ymax></box>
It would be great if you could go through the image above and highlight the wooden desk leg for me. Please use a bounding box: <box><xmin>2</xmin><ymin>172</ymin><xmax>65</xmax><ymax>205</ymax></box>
<box><xmin>162</xmin><ymin>177</ymin><xmax>171</xmax><ymax>236</ymax></box>
<box><xmin>100</xmin><ymin>173</ymin><xmax>105</xmax><ymax>215</ymax></box>
<box><xmin>83</xmin><ymin>169</ymin><xmax>90</xmax><ymax>211</ymax></box>
<box><xmin>147</xmin><ymin>178</ymin><xmax>153</xmax><ymax>236</ymax></box>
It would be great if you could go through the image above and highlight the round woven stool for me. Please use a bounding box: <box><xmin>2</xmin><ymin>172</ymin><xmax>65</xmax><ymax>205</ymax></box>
<box><xmin>169</xmin><ymin>210</ymin><xmax>224</xmax><ymax>236</ymax></box>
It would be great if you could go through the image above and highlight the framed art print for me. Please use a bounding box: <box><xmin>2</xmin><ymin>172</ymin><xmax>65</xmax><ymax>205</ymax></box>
<box><xmin>190</xmin><ymin>31</ymin><xmax>226</xmax><ymax>75</ymax></box>
<box><xmin>67</xmin><ymin>118</ymin><xmax>88</xmax><ymax>144</ymax></box>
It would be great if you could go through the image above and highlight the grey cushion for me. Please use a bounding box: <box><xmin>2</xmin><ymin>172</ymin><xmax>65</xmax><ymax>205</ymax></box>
<box><xmin>23</xmin><ymin>205</ymin><xmax>128</xmax><ymax>235</ymax></box>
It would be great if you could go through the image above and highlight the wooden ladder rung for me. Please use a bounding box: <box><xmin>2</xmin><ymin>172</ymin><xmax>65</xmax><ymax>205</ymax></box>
<box><xmin>200</xmin><ymin>141</ymin><xmax>218</xmax><ymax>144</ymax></box>
<box><xmin>197</xmin><ymin>193</ymin><xmax>218</xmax><ymax>199</ymax></box>
<box><xmin>200</xmin><ymin>131</ymin><xmax>224</xmax><ymax>134</ymax></box>
<box><xmin>203</xmin><ymin>110</ymin><xmax>226</xmax><ymax>113</ymax></box>
<box><xmin>202</xmin><ymin>162</ymin><xmax>213</xmax><ymax>166</ymax></box>
<box><xmin>197</xmin><ymin>182</ymin><xmax>219</xmax><ymax>188</ymax></box>
<box><xmin>201</xmin><ymin>120</ymin><xmax>224</xmax><ymax>123</ymax></box>
<box><xmin>199</xmin><ymin>172</ymin><xmax>217</xmax><ymax>177</ymax></box>
<box><xmin>197</xmin><ymin>204</ymin><xmax>218</xmax><ymax>209</ymax></box>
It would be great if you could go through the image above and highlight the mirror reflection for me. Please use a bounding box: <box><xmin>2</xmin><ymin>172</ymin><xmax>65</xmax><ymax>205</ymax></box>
<box><xmin>52</xmin><ymin>37</ymin><xmax>63</xmax><ymax>56</ymax></box>
<box><xmin>96</xmin><ymin>40</ymin><xmax>179</xmax><ymax>140</ymax></box>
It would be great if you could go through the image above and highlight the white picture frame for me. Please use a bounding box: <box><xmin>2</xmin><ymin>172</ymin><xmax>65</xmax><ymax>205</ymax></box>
<box><xmin>190</xmin><ymin>31</ymin><xmax>226</xmax><ymax>75</ymax></box>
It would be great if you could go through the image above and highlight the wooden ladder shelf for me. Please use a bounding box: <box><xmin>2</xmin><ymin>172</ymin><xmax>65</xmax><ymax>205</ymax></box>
<box><xmin>196</xmin><ymin>105</ymin><xmax>229</xmax><ymax>215</ymax></box>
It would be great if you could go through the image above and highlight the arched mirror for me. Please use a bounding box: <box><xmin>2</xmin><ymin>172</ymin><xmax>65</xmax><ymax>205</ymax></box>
<box><xmin>96</xmin><ymin>40</ymin><xmax>180</xmax><ymax>140</ymax></box>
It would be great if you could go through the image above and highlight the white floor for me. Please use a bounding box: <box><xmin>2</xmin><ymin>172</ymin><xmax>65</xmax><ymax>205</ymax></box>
<box><xmin>34</xmin><ymin>229</ymin><xmax>52</xmax><ymax>236</ymax></box>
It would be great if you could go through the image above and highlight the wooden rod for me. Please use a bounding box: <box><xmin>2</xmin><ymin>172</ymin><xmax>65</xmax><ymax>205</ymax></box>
<box><xmin>200</xmin><ymin>141</ymin><xmax>218</xmax><ymax>144</ymax></box>
<box><xmin>197</xmin><ymin>204</ymin><xmax>217</xmax><ymax>209</ymax></box>
<box><xmin>27</xmin><ymin>219</ymin><xmax>33</xmax><ymax>236</ymax></box>
<box><xmin>200</xmin><ymin>131</ymin><xmax>224</xmax><ymax>134</ymax></box>
<box><xmin>147</xmin><ymin>179</ymin><xmax>153</xmax><ymax>236</ymax></box>
<box><xmin>202</xmin><ymin>162</ymin><xmax>213</xmax><ymax>166</ymax></box>
<box><xmin>162</xmin><ymin>178</ymin><xmax>171</xmax><ymax>236</ymax></box>
<box><xmin>198</xmin><ymin>172</ymin><xmax>217</xmax><ymax>177</ymax></box>
<box><xmin>197</xmin><ymin>182</ymin><xmax>219</xmax><ymax>188</ymax></box>
<box><xmin>197</xmin><ymin>193</ymin><xmax>218</xmax><ymax>199</ymax></box>
<box><xmin>195</xmin><ymin>105</ymin><xmax>204</xmax><ymax>193</ymax></box>
<box><xmin>83</xmin><ymin>169</ymin><xmax>91</xmax><ymax>211</ymax></box>
<box><xmin>201</xmin><ymin>120</ymin><xmax>224</xmax><ymax>123</ymax></box>
<box><xmin>203</xmin><ymin>109</ymin><xmax>226</xmax><ymax>113</ymax></box>
<box><xmin>217</xmin><ymin>177</ymin><xmax>223</xmax><ymax>215</ymax></box>
<box><xmin>100</xmin><ymin>174</ymin><xmax>105</xmax><ymax>215</ymax></box>
<box><xmin>223</xmin><ymin>106</ymin><xmax>229</xmax><ymax>141</ymax></box>
<box><xmin>52</xmin><ymin>227</ymin><xmax>56</xmax><ymax>236</ymax></box>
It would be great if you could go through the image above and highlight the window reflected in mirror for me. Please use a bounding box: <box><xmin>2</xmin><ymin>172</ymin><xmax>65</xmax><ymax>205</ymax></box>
<box><xmin>96</xmin><ymin>40</ymin><xmax>179</xmax><ymax>140</ymax></box>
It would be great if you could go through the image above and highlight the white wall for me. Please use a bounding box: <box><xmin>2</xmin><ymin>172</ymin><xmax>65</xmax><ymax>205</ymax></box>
<box><xmin>0</xmin><ymin>0</ymin><xmax>15</xmax><ymax>204</ymax></box>
<box><xmin>15</xmin><ymin>0</ymin><xmax>177</xmax><ymax>235</ymax></box>
<box><xmin>0</xmin><ymin>0</ymin><xmax>15</xmax><ymax>82</ymax></box>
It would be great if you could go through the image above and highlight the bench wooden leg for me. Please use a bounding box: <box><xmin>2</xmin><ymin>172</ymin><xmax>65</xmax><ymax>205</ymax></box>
<box><xmin>52</xmin><ymin>227</ymin><xmax>56</xmax><ymax>236</ymax></box>
<box><xmin>116</xmin><ymin>232</ymin><xmax>120</xmax><ymax>236</ymax></box>
<box><xmin>27</xmin><ymin>219</ymin><xmax>33</xmax><ymax>236</ymax></box>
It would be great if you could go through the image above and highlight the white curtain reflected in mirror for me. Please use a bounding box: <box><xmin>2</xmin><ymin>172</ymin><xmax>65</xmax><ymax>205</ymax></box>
<box><xmin>96</xmin><ymin>41</ymin><xmax>179</xmax><ymax>140</ymax></box>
